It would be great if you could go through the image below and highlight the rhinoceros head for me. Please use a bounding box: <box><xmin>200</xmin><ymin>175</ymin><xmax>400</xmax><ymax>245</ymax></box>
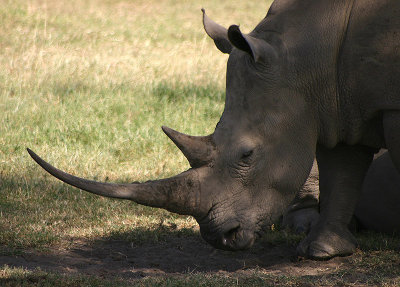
<box><xmin>28</xmin><ymin>10</ymin><xmax>317</xmax><ymax>251</ymax></box>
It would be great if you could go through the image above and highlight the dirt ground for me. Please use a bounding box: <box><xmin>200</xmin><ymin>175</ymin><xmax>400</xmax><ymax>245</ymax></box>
<box><xmin>0</xmin><ymin>233</ymin><xmax>357</xmax><ymax>281</ymax></box>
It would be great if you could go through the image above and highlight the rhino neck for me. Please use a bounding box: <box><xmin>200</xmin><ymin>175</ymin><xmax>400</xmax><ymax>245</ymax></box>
<box><xmin>262</xmin><ymin>0</ymin><xmax>356</xmax><ymax>148</ymax></box>
<box><xmin>336</xmin><ymin>0</ymin><xmax>399</xmax><ymax>148</ymax></box>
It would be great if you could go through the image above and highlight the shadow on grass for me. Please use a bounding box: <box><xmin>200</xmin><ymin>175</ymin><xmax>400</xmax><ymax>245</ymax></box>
<box><xmin>1</xmin><ymin>227</ymin><xmax>400</xmax><ymax>286</ymax></box>
<box><xmin>0</xmin><ymin>227</ymin><xmax>299</xmax><ymax>279</ymax></box>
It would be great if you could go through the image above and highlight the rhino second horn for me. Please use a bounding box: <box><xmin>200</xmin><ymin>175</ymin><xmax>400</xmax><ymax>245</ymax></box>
<box><xmin>27</xmin><ymin>148</ymin><xmax>203</xmax><ymax>217</ymax></box>
<box><xmin>162</xmin><ymin>126</ymin><xmax>214</xmax><ymax>168</ymax></box>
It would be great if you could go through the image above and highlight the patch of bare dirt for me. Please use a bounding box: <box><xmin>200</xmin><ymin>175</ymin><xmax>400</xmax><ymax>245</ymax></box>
<box><xmin>0</xmin><ymin>233</ymin><xmax>357</xmax><ymax>281</ymax></box>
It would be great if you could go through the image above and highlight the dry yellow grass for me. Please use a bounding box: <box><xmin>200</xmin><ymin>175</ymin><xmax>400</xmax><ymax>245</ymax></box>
<box><xmin>0</xmin><ymin>0</ymin><xmax>272</xmax><ymax>246</ymax></box>
<box><xmin>1</xmin><ymin>1</ymin><xmax>400</xmax><ymax>286</ymax></box>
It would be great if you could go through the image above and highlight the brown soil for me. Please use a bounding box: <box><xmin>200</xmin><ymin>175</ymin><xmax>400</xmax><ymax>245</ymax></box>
<box><xmin>0</xmin><ymin>234</ymin><xmax>356</xmax><ymax>281</ymax></box>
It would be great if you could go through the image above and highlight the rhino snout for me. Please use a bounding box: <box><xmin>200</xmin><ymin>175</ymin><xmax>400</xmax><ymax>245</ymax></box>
<box><xmin>221</xmin><ymin>225</ymin><xmax>256</xmax><ymax>250</ymax></box>
<box><xmin>200</xmin><ymin>223</ymin><xmax>256</xmax><ymax>251</ymax></box>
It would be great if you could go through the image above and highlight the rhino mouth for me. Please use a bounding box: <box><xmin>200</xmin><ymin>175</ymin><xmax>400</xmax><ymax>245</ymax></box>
<box><xmin>206</xmin><ymin>227</ymin><xmax>257</xmax><ymax>251</ymax></box>
<box><xmin>198</xmin><ymin>219</ymin><xmax>259</xmax><ymax>251</ymax></box>
<box><xmin>221</xmin><ymin>226</ymin><xmax>257</xmax><ymax>250</ymax></box>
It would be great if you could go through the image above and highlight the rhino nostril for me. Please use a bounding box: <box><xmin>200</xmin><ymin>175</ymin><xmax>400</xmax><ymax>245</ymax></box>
<box><xmin>222</xmin><ymin>225</ymin><xmax>240</xmax><ymax>245</ymax></box>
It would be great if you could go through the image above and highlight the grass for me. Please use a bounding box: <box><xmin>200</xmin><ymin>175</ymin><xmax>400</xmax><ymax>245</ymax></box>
<box><xmin>0</xmin><ymin>0</ymin><xmax>244</xmax><ymax>249</ymax></box>
<box><xmin>0</xmin><ymin>265</ymin><xmax>132</xmax><ymax>287</ymax></box>
<box><xmin>0</xmin><ymin>265</ymin><xmax>318</xmax><ymax>287</ymax></box>
<box><xmin>1</xmin><ymin>0</ymin><xmax>399</xmax><ymax>286</ymax></box>
<box><xmin>1</xmin><ymin>250</ymin><xmax>400</xmax><ymax>287</ymax></box>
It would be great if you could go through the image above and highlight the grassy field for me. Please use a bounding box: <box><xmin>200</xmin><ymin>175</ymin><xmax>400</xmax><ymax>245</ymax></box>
<box><xmin>1</xmin><ymin>0</ymin><xmax>250</xmax><ymax>249</ymax></box>
<box><xmin>1</xmin><ymin>0</ymin><xmax>400</xmax><ymax>286</ymax></box>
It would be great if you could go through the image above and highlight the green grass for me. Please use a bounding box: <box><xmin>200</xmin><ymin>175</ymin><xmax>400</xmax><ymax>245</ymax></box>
<box><xmin>1</xmin><ymin>252</ymin><xmax>400</xmax><ymax>287</ymax></box>
<box><xmin>1</xmin><ymin>0</ymin><xmax>400</xmax><ymax>286</ymax></box>
<box><xmin>0</xmin><ymin>265</ymin><xmax>132</xmax><ymax>287</ymax></box>
<box><xmin>1</xmin><ymin>0</ymin><xmax>241</xmax><ymax>249</ymax></box>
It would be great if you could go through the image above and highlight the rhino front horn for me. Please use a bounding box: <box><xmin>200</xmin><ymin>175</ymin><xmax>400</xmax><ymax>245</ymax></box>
<box><xmin>27</xmin><ymin>148</ymin><xmax>204</xmax><ymax>217</ymax></box>
<box><xmin>162</xmin><ymin>126</ymin><xmax>215</xmax><ymax>168</ymax></box>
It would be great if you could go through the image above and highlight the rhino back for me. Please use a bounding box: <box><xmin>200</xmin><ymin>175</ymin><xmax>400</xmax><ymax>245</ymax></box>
<box><xmin>338</xmin><ymin>0</ymin><xmax>400</xmax><ymax>145</ymax></box>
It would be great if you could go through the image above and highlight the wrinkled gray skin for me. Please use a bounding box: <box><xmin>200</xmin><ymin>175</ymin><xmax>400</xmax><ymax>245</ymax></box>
<box><xmin>283</xmin><ymin>150</ymin><xmax>400</xmax><ymax>235</ymax></box>
<box><xmin>282</xmin><ymin>160</ymin><xmax>320</xmax><ymax>234</ymax></box>
<box><xmin>28</xmin><ymin>0</ymin><xmax>400</xmax><ymax>260</ymax></box>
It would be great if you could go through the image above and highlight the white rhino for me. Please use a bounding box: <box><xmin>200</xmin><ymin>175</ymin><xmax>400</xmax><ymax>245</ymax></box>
<box><xmin>28</xmin><ymin>0</ymin><xmax>400</xmax><ymax>259</ymax></box>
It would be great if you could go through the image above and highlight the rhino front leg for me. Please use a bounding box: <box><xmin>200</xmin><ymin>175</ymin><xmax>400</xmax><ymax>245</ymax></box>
<box><xmin>282</xmin><ymin>160</ymin><xmax>320</xmax><ymax>234</ymax></box>
<box><xmin>297</xmin><ymin>144</ymin><xmax>374</xmax><ymax>259</ymax></box>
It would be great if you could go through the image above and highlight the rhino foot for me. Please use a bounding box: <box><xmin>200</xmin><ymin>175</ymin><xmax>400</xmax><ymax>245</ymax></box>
<box><xmin>296</xmin><ymin>223</ymin><xmax>357</xmax><ymax>260</ymax></box>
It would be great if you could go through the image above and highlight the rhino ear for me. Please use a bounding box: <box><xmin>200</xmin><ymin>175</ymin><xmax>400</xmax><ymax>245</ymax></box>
<box><xmin>228</xmin><ymin>25</ymin><xmax>274</xmax><ymax>62</ymax></box>
<box><xmin>202</xmin><ymin>9</ymin><xmax>232</xmax><ymax>54</ymax></box>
